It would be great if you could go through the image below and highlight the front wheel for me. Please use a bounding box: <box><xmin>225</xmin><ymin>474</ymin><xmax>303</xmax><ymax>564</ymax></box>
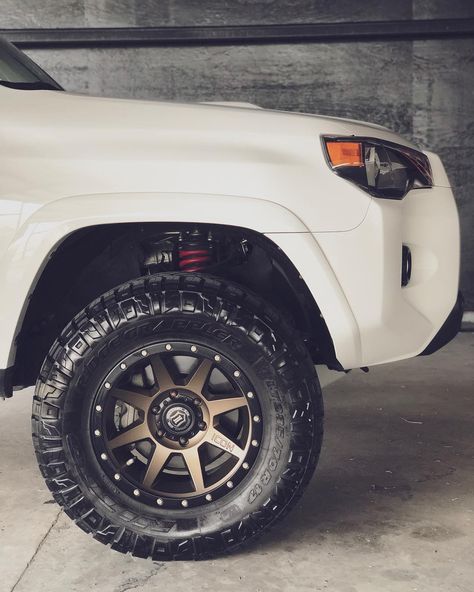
<box><xmin>32</xmin><ymin>273</ymin><xmax>323</xmax><ymax>560</ymax></box>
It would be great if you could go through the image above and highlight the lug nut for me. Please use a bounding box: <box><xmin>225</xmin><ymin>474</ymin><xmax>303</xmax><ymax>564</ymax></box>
<box><xmin>198</xmin><ymin>421</ymin><xmax>207</xmax><ymax>431</ymax></box>
<box><xmin>152</xmin><ymin>407</ymin><xmax>160</xmax><ymax>415</ymax></box>
<box><xmin>170</xmin><ymin>391</ymin><xmax>178</xmax><ymax>398</ymax></box>
<box><xmin>193</xmin><ymin>398</ymin><xmax>202</xmax><ymax>406</ymax></box>
<box><xmin>157</xmin><ymin>430</ymin><xmax>165</xmax><ymax>438</ymax></box>
<box><xmin>179</xmin><ymin>437</ymin><xmax>188</xmax><ymax>447</ymax></box>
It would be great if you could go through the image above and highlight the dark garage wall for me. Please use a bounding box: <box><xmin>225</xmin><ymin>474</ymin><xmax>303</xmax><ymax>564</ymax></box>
<box><xmin>1</xmin><ymin>1</ymin><xmax>473</xmax><ymax>308</ymax></box>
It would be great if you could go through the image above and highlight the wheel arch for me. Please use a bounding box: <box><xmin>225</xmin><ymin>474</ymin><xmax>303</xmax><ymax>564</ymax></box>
<box><xmin>3</xmin><ymin>191</ymin><xmax>347</xmax><ymax>392</ymax></box>
<box><xmin>2</xmin><ymin>191</ymin><xmax>303</xmax><ymax>373</ymax></box>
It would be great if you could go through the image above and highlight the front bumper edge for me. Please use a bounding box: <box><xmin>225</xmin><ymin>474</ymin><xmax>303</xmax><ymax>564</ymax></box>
<box><xmin>419</xmin><ymin>292</ymin><xmax>464</xmax><ymax>356</ymax></box>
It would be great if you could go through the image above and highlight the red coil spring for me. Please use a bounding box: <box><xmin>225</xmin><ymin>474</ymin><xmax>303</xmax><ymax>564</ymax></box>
<box><xmin>178</xmin><ymin>248</ymin><xmax>212</xmax><ymax>272</ymax></box>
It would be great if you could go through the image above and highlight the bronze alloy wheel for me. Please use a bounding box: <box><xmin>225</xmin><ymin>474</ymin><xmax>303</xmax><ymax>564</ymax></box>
<box><xmin>91</xmin><ymin>342</ymin><xmax>263</xmax><ymax>508</ymax></box>
<box><xmin>32</xmin><ymin>274</ymin><xmax>323</xmax><ymax>560</ymax></box>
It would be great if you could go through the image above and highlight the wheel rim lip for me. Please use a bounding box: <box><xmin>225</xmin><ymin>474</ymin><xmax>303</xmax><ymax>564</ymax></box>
<box><xmin>90</xmin><ymin>340</ymin><xmax>263</xmax><ymax>509</ymax></box>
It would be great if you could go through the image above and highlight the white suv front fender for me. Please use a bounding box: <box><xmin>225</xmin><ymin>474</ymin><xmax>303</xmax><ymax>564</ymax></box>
<box><xmin>0</xmin><ymin>191</ymin><xmax>359</xmax><ymax>371</ymax></box>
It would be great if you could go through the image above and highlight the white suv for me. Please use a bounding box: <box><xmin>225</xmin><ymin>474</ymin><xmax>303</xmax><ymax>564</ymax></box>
<box><xmin>0</xmin><ymin>38</ymin><xmax>462</xmax><ymax>560</ymax></box>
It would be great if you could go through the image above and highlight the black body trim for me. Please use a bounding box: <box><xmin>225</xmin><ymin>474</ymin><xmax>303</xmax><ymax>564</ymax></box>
<box><xmin>420</xmin><ymin>292</ymin><xmax>464</xmax><ymax>356</ymax></box>
<box><xmin>0</xmin><ymin>367</ymin><xmax>14</xmax><ymax>399</ymax></box>
<box><xmin>1</xmin><ymin>18</ymin><xmax>474</xmax><ymax>50</ymax></box>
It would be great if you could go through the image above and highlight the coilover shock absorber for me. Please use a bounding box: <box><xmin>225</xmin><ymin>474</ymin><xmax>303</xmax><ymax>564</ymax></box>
<box><xmin>178</xmin><ymin>229</ymin><xmax>214</xmax><ymax>272</ymax></box>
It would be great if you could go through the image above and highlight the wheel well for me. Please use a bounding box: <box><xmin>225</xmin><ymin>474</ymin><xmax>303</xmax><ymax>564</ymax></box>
<box><xmin>13</xmin><ymin>223</ymin><xmax>339</xmax><ymax>388</ymax></box>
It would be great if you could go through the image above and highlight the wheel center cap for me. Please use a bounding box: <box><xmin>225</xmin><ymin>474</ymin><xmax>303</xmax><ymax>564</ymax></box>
<box><xmin>162</xmin><ymin>404</ymin><xmax>195</xmax><ymax>435</ymax></box>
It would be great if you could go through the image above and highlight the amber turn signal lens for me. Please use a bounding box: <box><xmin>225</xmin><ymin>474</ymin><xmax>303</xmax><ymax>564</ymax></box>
<box><xmin>326</xmin><ymin>141</ymin><xmax>363</xmax><ymax>168</ymax></box>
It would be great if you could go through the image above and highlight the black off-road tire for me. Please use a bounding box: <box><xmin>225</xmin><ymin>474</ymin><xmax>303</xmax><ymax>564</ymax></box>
<box><xmin>32</xmin><ymin>273</ymin><xmax>323</xmax><ymax>560</ymax></box>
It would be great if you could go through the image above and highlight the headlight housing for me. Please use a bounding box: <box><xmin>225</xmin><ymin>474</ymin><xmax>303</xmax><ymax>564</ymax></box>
<box><xmin>322</xmin><ymin>136</ymin><xmax>433</xmax><ymax>200</ymax></box>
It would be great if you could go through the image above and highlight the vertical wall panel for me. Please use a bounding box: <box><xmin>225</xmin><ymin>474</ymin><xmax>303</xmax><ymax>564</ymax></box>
<box><xmin>413</xmin><ymin>0</ymin><xmax>474</xmax><ymax>19</ymax></box>
<box><xmin>131</xmin><ymin>0</ymin><xmax>413</xmax><ymax>26</ymax></box>
<box><xmin>0</xmin><ymin>0</ymin><xmax>85</xmax><ymax>27</ymax></box>
<box><xmin>0</xmin><ymin>0</ymin><xmax>414</xmax><ymax>28</ymax></box>
<box><xmin>84</xmin><ymin>0</ymin><xmax>137</xmax><ymax>27</ymax></box>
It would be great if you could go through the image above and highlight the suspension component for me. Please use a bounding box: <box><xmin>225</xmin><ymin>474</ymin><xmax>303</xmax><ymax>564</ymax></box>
<box><xmin>143</xmin><ymin>235</ymin><xmax>177</xmax><ymax>274</ymax></box>
<box><xmin>142</xmin><ymin>228</ymin><xmax>249</xmax><ymax>276</ymax></box>
<box><xmin>178</xmin><ymin>229</ymin><xmax>213</xmax><ymax>272</ymax></box>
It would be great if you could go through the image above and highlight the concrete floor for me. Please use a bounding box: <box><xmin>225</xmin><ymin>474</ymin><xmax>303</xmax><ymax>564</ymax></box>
<box><xmin>1</xmin><ymin>334</ymin><xmax>473</xmax><ymax>592</ymax></box>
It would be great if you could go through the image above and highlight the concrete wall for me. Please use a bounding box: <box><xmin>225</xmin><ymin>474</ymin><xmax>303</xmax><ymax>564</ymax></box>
<box><xmin>1</xmin><ymin>1</ymin><xmax>473</xmax><ymax>307</ymax></box>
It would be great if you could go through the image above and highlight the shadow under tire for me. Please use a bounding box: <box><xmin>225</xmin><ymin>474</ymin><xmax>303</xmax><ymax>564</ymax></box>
<box><xmin>32</xmin><ymin>272</ymin><xmax>323</xmax><ymax>560</ymax></box>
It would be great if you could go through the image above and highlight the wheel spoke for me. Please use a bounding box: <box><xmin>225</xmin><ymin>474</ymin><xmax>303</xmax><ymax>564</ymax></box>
<box><xmin>108</xmin><ymin>422</ymin><xmax>150</xmax><ymax>449</ymax></box>
<box><xmin>100</xmin><ymin>344</ymin><xmax>256</xmax><ymax>504</ymax></box>
<box><xmin>205</xmin><ymin>427</ymin><xmax>246</xmax><ymax>461</ymax></box>
<box><xmin>207</xmin><ymin>395</ymin><xmax>247</xmax><ymax>420</ymax></box>
<box><xmin>110</xmin><ymin>387</ymin><xmax>152</xmax><ymax>413</ymax></box>
<box><xmin>142</xmin><ymin>445</ymin><xmax>170</xmax><ymax>489</ymax></box>
<box><xmin>186</xmin><ymin>359</ymin><xmax>213</xmax><ymax>395</ymax></box>
<box><xmin>150</xmin><ymin>354</ymin><xmax>176</xmax><ymax>392</ymax></box>
<box><xmin>181</xmin><ymin>447</ymin><xmax>205</xmax><ymax>493</ymax></box>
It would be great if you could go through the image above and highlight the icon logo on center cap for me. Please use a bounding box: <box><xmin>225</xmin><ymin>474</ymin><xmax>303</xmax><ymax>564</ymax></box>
<box><xmin>164</xmin><ymin>405</ymin><xmax>193</xmax><ymax>433</ymax></box>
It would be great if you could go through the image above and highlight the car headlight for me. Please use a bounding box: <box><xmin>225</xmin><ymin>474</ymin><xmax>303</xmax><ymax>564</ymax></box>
<box><xmin>322</xmin><ymin>136</ymin><xmax>433</xmax><ymax>200</ymax></box>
